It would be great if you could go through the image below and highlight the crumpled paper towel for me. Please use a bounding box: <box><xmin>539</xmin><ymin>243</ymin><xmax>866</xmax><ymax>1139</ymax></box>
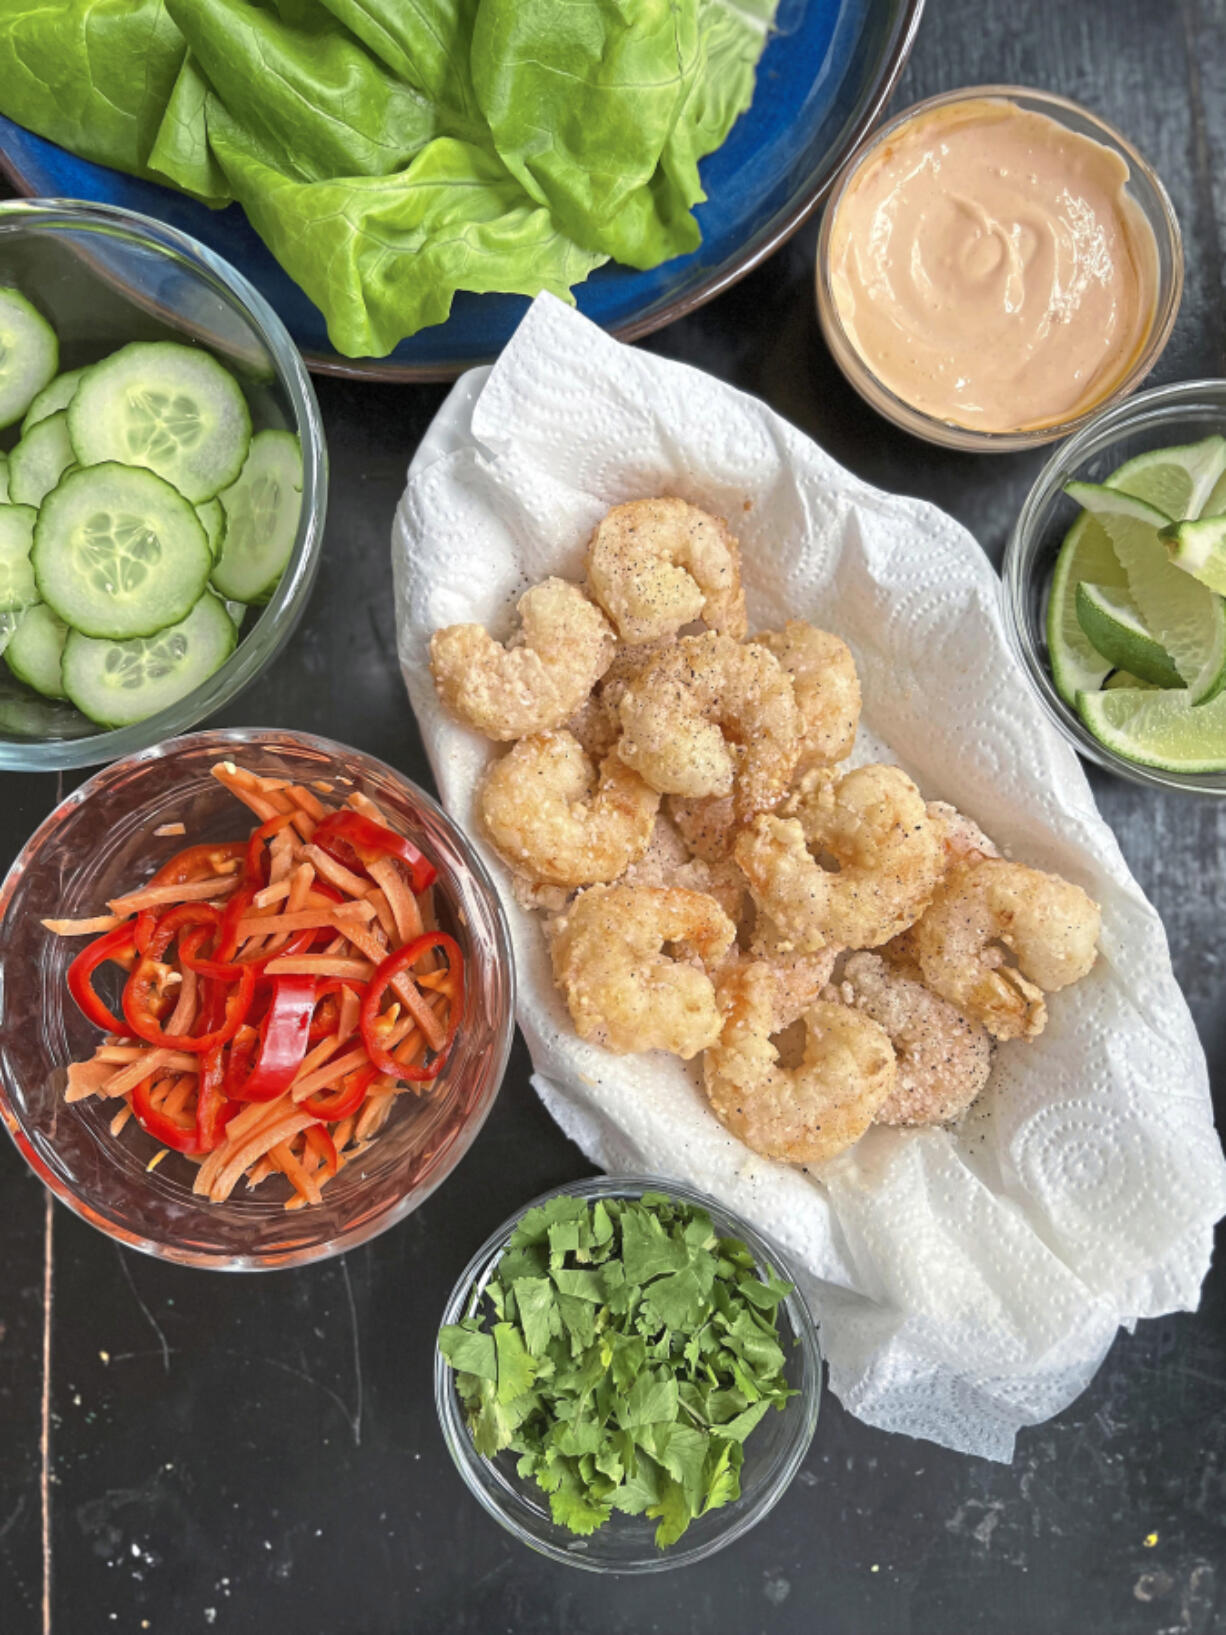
<box><xmin>392</xmin><ymin>293</ymin><xmax>1226</xmax><ymax>1461</ymax></box>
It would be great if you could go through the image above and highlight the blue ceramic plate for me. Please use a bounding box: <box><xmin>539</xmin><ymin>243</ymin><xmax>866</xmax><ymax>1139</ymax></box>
<box><xmin>0</xmin><ymin>0</ymin><xmax>923</xmax><ymax>381</ymax></box>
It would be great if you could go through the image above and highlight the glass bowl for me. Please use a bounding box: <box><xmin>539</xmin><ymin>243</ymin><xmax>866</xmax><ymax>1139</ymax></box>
<box><xmin>0</xmin><ymin>728</ymin><xmax>515</xmax><ymax>1268</ymax></box>
<box><xmin>0</xmin><ymin>199</ymin><xmax>327</xmax><ymax>769</ymax></box>
<box><xmin>1002</xmin><ymin>378</ymin><xmax>1226</xmax><ymax>795</ymax></box>
<box><xmin>435</xmin><ymin>1175</ymin><xmax>822</xmax><ymax>1573</ymax></box>
<box><xmin>815</xmin><ymin>86</ymin><xmax>1183</xmax><ymax>452</ymax></box>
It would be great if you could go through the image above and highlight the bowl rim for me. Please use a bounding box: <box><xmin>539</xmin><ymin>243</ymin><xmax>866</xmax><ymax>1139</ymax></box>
<box><xmin>0</xmin><ymin>197</ymin><xmax>327</xmax><ymax>771</ymax></box>
<box><xmin>0</xmin><ymin>1</ymin><xmax>927</xmax><ymax>384</ymax></box>
<box><xmin>434</xmin><ymin>1172</ymin><xmax>822</xmax><ymax>1574</ymax></box>
<box><xmin>815</xmin><ymin>83</ymin><xmax>1185</xmax><ymax>453</ymax></box>
<box><xmin>1001</xmin><ymin>375</ymin><xmax>1226</xmax><ymax>795</ymax></box>
<box><xmin>0</xmin><ymin>725</ymin><xmax>517</xmax><ymax>1268</ymax></box>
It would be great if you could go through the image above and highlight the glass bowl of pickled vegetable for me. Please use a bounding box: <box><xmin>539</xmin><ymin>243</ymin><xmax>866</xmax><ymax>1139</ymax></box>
<box><xmin>0</xmin><ymin>728</ymin><xmax>514</xmax><ymax>1268</ymax></box>
<box><xmin>0</xmin><ymin>199</ymin><xmax>326</xmax><ymax>770</ymax></box>
<box><xmin>435</xmin><ymin>1176</ymin><xmax>822</xmax><ymax>1572</ymax></box>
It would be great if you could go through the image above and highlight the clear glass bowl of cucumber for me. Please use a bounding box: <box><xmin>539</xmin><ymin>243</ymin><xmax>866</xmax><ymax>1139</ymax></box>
<box><xmin>1004</xmin><ymin>378</ymin><xmax>1226</xmax><ymax>794</ymax></box>
<box><xmin>0</xmin><ymin>199</ymin><xmax>326</xmax><ymax>769</ymax></box>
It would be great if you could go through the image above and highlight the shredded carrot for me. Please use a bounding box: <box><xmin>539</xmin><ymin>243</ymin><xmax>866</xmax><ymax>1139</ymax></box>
<box><xmin>153</xmin><ymin>822</ymin><xmax>186</xmax><ymax>838</ymax></box>
<box><xmin>366</xmin><ymin>856</ymin><xmax>423</xmax><ymax>943</ymax></box>
<box><xmin>269</xmin><ymin>1140</ymin><xmax>322</xmax><ymax>1205</ymax></box>
<box><xmin>108</xmin><ymin>876</ymin><xmax>240</xmax><ymax>914</ymax></box>
<box><xmin>302</xmin><ymin>844</ymin><xmax>369</xmax><ymax>898</ymax></box>
<box><xmin>109</xmin><ymin>1104</ymin><xmax>132</xmax><ymax>1137</ymax></box>
<box><xmin>41</xmin><ymin>914</ymin><xmax>123</xmax><ymax>936</ymax></box>
<box><xmin>310</xmin><ymin>780</ymin><xmax>335</xmax><ymax>795</ymax></box>
<box><xmin>262</xmin><ymin>955</ymin><xmax>375</xmax><ymax>980</ymax></box>
<box><xmin>291</xmin><ymin>1046</ymin><xmax>370</xmax><ymax>1100</ymax></box>
<box><xmin>288</xmin><ymin>784</ymin><xmax>328</xmax><ymax>821</ymax></box>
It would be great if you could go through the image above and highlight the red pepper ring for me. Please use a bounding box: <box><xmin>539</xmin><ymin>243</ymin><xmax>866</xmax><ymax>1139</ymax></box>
<box><xmin>302</xmin><ymin>1064</ymin><xmax>377</xmax><ymax>1122</ymax></box>
<box><xmin>66</xmin><ymin>923</ymin><xmax>137</xmax><ymax>1034</ymax></box>
<box><xmin>227</xmin><ymin>975</ymin><xmax>317</xmax><ymax>1102</ymax></box>
<box><xmin>123</xmin><ymin>955</ymin><xmax>255</xmax><ymax>1054</ymax></box>
<box><xmin>359</xmin><ymin>932</ymin><xmax>463</xmax><ymax>1084</ymax></box>
<box><xmin>148</xmin><ymin>840</ymin><xmax>245</xmax><ymax>889</ymax></box>
<box><xmin>145</xmin><ymin>901</ymin><xmax>224</xmax><ymax>961</ymax></box>
<box><xmin>194</xmin><ymin>1045</ymin><xmax>238</xmax><ymax>1152</ymax></box>
<box><xmin>245</xmin><ymin>812</ymin><xmax>299</xmax><ymax>887</ymax></box>
<box><xmin>312</xmin><ymin>811</ymin><xmax>437</xmax><ymax>896</ymax></box>
<box><xmin>130</xmin><ymin>1076</ymin><xmax>200</xmax><ymax>1154</ymax></box>
<box><xmin>214</xmin><ymin>884</ymin><xmax>257</xmax><ymax>964</ymax></box>
<box><xmin>178</xmin><ymin>924</ymin><xmax>249</xmax><ymax>983</ymax></box>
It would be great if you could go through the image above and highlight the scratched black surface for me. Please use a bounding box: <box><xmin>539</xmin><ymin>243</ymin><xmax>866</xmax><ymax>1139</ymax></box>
<box><xmin>2</xmin><ymin>1</ymin><xmax>1226</xmax><ymax>1631</ymax></box>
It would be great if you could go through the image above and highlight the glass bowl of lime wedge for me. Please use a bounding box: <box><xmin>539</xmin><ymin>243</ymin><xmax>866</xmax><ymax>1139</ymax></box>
<box><xmin>1004</xmin><ymin>378</ymin><xmax>1226</xmax><ymax>793</ymax></box>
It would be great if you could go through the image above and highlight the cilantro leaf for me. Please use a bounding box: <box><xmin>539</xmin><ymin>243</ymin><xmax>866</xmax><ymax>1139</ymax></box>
<box><xmin>617</xmin><ymin>1370</ymin><xmax>679</xmax><ymax>1429</ymax></box>
<box><xmin>620</xmin><ymin>1207</ymin><xmax>691</xmax><ymax>1283</ymax></box>
<box><xmin>494</xmin><ymin>1322</ymin><xmax>538</xmax><ymax>1404</ymax></box>
<box><xmin>646</xmin><ymin>1472</ymin><xmax>692</xmax><ymax>1549</ymax></box>
<box><xmin>438</xmin><ymin>1321</ymin><xmax>496</xmax><ymax>1381</ymax></box>
<box><xmin>512</xmin><ymin>1276</ymin><xmax>559</xmax><ymax>1357</ymax></box>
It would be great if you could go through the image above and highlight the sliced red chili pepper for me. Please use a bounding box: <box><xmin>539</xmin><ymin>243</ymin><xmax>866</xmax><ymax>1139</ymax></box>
<box><xmin>244</xmin><ymin>812</ymin><xmax>298</xmax><ymax>886</ymax></box>
<box><xmin>145</xmin><ymin>902</ymin><xmax>223</xmax><ymax>961</ymax></box>
<box><xmin>302</xmin><ymin>1064</ymin><xmax>376</xmax><ymax>1122</ymax></box>
<box><xmin>312</xmin><ymin>811</ymin><xmax>437</xmax><ymax>895</ymax></box>
<box><xmin>214</xmin><ymin>885</ymin><xmax>257</xmax><ymax>963</ymax></box>
<box><xmin>194</xmin><ymin>1045</ymin><xmax>237</xmax><ymax>1152</ymax></box>
<box><xmin>303</xmin><ymin>1122</ymin><xmax>339</xmax><ymax>1176</ymax></box>
<box><xmin>67</xmin><ymin>924</ymin><xmax>137</xmax><ymax>1034</ymax></box>
<box><xmin>148</xmin><ymin>841</ymin><xmax>245</xmax><ymax>889</ymax></box>
<box><xmin>227</xmin><ymin>975</ymin><xmax>317</xmax><ymax>1102</ymax></box>
<box><xmin>123</xmin><ymin>956</ymin><xmax>254</xmax><ymax>1054</ymax></box>
<box><xmin>130</xmin><ymin>1076</ymin><xmax>199</xmax><ymax>1154</ymax></box>
<box><xmin>359</xmin><ymin>932</ymin><xmax>463</xmax><ymax>1083</ymax></box>
<box><xmin>307</xmin><ymin>978</ymin><xmax>366</xmax><ymax>1040</ymax></box>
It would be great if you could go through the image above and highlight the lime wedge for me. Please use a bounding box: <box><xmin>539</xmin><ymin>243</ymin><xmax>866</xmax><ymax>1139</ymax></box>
<box><xmin>1074</xmin><ymin>581</ymin><xmax>1183</xmax><ymax>688</ymax></box>
<box><xmin>1047</xmin><ymin>514</ymin><xmax>1129</xmax><ymax>703</ymax></box>
<box><xmin>1108</xmin><ymin>434</ymin><xmax>1226</xmax><ymax>519</ymax></box>
<box><xmin>1065</xmin><ymin>483</ymin><xmax>1226</xmax><ymax>704</ymax></box>
<box><xmin>1078</xmin><ymin>685</ymin><xmax>1226</xmax><ymax>773</ymax></box>
<box><xmin>1160</xmin><ymin>515</ymin><xmax>1226</xmax><ymax>596</ymax></box>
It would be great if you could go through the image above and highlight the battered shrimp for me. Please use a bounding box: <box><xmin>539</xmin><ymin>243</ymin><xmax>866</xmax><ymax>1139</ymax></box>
<box><xmin>587</xmin><ymin>498</ymin><xmax>747</xmax><ymax>643</ymax></box>
<box><xmin>909</xmin><ymin>858</ymin><xmax>1101</xmax><ymax>1041</ymax></box>
<box><xmin>479</xmin><ymin>730</ymin><xmax>660</xmax><ymax>887</ymax></box>
<box><xmin>430</xmin><ymin>578</ymin><xmax>615</xmax><ymax>740</ymax></box>
<box><xmin>734</xmin><ymin>764</ymin><xmax>942</xmax><ymax>953</ymax></box>
<box><xmin>617</xmin><ymin>632</ymin><xmax>801</xmax><ymax>818</ymax></box>
<box><xmin>550</xmin><ymin>885</ymin><xmax>736</xmax><ymax>1057</ymax></box>
<box><xmin>667</xmin><ymin>793</ymin><xmax>739</xmax><ymax>862</ymax></box>
<box><xmin>756</xmin><ymin>623</ymin><xmax>860</xmax><ymax>770</ymax></box>
<box><xmin>835</xmin><ymin>952</ymin><xmax>992</xmax><ymax>1126</ymax></box>
<box><xmin>927</xmin><ymin>801</ymin><xmax>1000</xmax><ymax>872</ymax></box>
<box><xmin>703</xmin><ymin>961</ymin><xmax>895</xmax><ymax>1164</ymax></box>
<box><xmin>619</xmin><ymin>815</ymin><xmax>746</xmax><ymax>922</ymax></box>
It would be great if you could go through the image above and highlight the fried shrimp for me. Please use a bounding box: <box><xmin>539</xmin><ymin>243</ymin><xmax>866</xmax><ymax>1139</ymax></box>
<box><xmin>430</xmin><ymin>577</ymin><xmax>616</xmax><ymax>740</ymax></box>
<box><xmin>666</xmin><ymin>793</ymin><xmax>739</xmax><ymax>862</ymax></box>
<box><xmin>617</xmin><ymin>632</ymin><xmax>801</xmax><ymax>818</ymax></box>
<box><xmin>703</xmin><ymin>961</ymin><xmax>895</xmax><ymax>1163</ymax></box>
<box><xmin>619</xmin><ymin>815</ymin><xmax>746</xmax><ymax>921</ymax></box>
<box><xmin>550</xmin><ymin>885</ymin><xmax>736</xmax><ymax>1057</ymax></box>
<box><xmin>479</xmin><ymin>731</ymin><xmax>659</xmax><ymax>887</ymax></box>
<box><xmin>587</xmin><ymin>497</ymin><xmax>747</xmax><ymax>643</ymax></box>
<box><xmin>835</xmin><ymin>952</ymin><xmax>992</xmax><ymax>1125</ymax></box>
<box><xmin>756</xmin><ymin>622</ymin><xmax>860</xmax><ymax>769</ymax></box>
<box><xmin>734</xmin><ymin>763</ymin><xmax>942</xmax><ymax>953</ymax></box>
<box><xmin>909</xmin><ymin>858</ymin><xmax>1101</xmax><ymax>1041</ymax></box>
<box><xmin>927</xmin><ymin>801</ymin><xmax>1000</xmax><ymax>872</ymax></box>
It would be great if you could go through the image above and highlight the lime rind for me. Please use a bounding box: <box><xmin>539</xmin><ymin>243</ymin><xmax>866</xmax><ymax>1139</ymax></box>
<box><xmin>1108</xmin><ymin>434</ymin><xmax>1226</xmax><ymax>519</ymax></box>
<box><xmin>1047</xmin><ymin>513</ymin><xmax>1128</xmax><ymax>704</ymax></box>
<box><xmin>1073</xmin><ymin>581</ymin><xmax>1183</xmax><ymax>689</ymax></box>
<box><xmin>1160</xmin><ymin>516</ymin><xmax>1226</xmax><ymax>597</ymax></box>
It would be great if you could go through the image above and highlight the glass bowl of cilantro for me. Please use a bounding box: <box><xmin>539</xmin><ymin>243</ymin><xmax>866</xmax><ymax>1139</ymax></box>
<box><xmin>435</xmin><ymin>1176</ymin><xmax>821</xmax><ymax>1571</ymax></box>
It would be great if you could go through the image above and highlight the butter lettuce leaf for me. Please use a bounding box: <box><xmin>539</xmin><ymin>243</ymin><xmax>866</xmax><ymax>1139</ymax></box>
<box><xmin>148</xmin><ymin>52</ymin><xmax>232</xmax><ymax>203</ymax></box>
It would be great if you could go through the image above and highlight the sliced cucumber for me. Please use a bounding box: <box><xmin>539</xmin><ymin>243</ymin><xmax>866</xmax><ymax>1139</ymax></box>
<box><xmin>211</xmin><ymin>430</ymin><xmax>302</xmax><ymax>603</ymax></box>
<box><xmin>5</xmin><ymin>602</ymin><xmax>69</xmax><ymax>698</ymax></box>
<box><xmin>0</xmin><ymin>678</ymin><xmax>92</xmax><ymax>739</ymax></box>
<box><xmin>196</xmin><ymin>497</ymin><xmax>225</xmax><ymax>560</ymax></box>
<box><xmin>0</xmin><ymin>289</ymin><xmax>58</xmax><ymax>430</ymax></box>
<box><xmin>62</xmin><ymin>591</ymin><xmax>236</xmax><ymax>727</ymax></box>
<box><xmin>0</xmin><ymin>454</ymin><xmax>9</xmax><ymax>505</ymax></box>
<box><xmin>0</xmin><ymin>505</ymin><xmax>39</xmax><ymax>613</ymax></box>
<box><xmin>9</xmin><ymin>410</ymin><xmax>76</xmax><ymax>507</ymax></box>
<box><xmin>20</xmin><ymin>367</ymin><xmax>85</xmax><ymax>435</ymax></box>
<box><xmin>33</xmin><ymin>464</ymin><xmax>211</xmax><ymax>639</ymax></box>
<box><xmin>224</xmin><ymin>599</ymin><xmax>247</xmax><ymax>629</ymax></box>
<box><xmin>68</xmin><ymin>341</ymin><xmax>251</xmax><ymax>503</ymax></box>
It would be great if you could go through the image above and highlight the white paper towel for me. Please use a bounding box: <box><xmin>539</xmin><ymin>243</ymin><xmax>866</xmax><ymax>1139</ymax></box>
<box><xmin>392</xmin><ymin>294</ymin><xmax>1226</xmax><ymax>1460</ymax></box>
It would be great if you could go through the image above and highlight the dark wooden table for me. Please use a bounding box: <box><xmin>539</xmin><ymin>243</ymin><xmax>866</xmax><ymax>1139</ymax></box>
<box><xmin>3</xmin><ymin>2</ymin><xmax>1225</xmax><ymax>1631</ymax></box>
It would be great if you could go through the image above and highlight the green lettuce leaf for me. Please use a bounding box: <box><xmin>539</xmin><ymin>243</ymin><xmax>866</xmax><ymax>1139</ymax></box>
<box><xmin>204</xmin><ymin>110</ymin><xmax>605</xmax><ymax>355</ymax></box>
<box><xmin>148</xmin><ymin>52</ymin><xmax>232</xmax><ymax>203</ymax></box>
<box><xmin>0</xmin><ymin>0</ymin><xmax>187</xmax><ymax>179</ymax></box>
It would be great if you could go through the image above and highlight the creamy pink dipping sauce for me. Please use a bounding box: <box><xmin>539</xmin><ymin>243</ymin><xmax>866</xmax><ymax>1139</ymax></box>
<box><xmin>826</xmin><ymin>98</ymin><xmax>1161</xmax><ymax>433</ymax></box>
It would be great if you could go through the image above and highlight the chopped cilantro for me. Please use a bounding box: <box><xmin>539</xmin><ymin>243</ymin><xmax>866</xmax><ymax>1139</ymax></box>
<box><xmin>438</xmin><ymin>1193</ymin><xmax>797</xmax><ymax>1549</ymax></box>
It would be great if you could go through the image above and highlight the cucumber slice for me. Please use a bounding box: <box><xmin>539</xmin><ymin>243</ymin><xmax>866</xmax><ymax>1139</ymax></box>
<box><xmin>0</xmin><ymin>505</ymin><xmax>39</xmax><ymax>613</ymax></box>
<box><xmin>9</xmin><ymin>411</ymin><xmax>76</xmax><ymax>507</ymax></box>
<box><xmin>0</xmin><ymin>454</ymin><xmax>9</xmax><ymax>505</ymax></box>
<box><xmin>62</xmin><ymin>591</ymin><xmax>236</xmax><ymax>727</ymax></box>
<box><xmin>224</xmin><ymin>599</ymin><xmax>247</xmax><ymax>629</ymax></box>
<box><xmin>33</xmin><ymin>464</ymin><xmax>211</xmax><ymax>639</ymax></box>
<box><xmin>20</xmin><ymin>367</ymin><xmax>85</xmax><ymax>435</ymax></box>
<box><xmin>211</xmin><ymin>430</ymin><xmax>302</xmax><ymax>603</ymax></box>
<box><xmin>0</xmin><ymin>289</ymin><xmax>58</xmax><ymax>430</ymax></box>
<box><xmin>68</xmin><ymin>341</ymin><xmax>251</xmax><ymax>503</ymax></box>
<box><xmin>0</xmin><ymin>678</ymin><xmax>92</xmax><ymax>739</ymax></box>
<box><xmin>196</xmin><ymin>497</ymin><xmax>225</xmax><ymax>560</ymax></box>
<box><xmin>5</xmin><ymin>602</ymin><xmax>69</xmax><ymax>698</ymax></box>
